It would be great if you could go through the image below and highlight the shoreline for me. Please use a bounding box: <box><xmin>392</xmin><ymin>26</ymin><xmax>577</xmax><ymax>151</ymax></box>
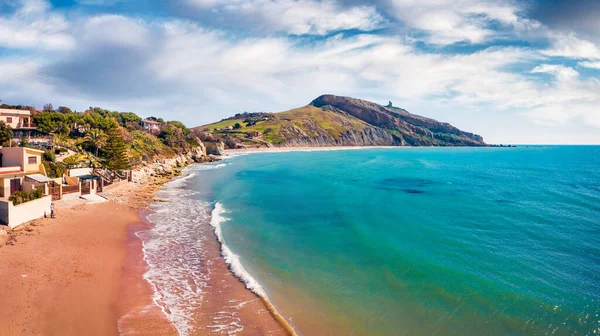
<box><xmin>133</xmin><ymin>166</ymin><xmax>293</xmax><ymax>335</ymax></box>
<box><xmin>209</xmin><ymin>203</ymin><xmax>297</xmax><ymax>336</ymax></box>
<box><xmin>0</xmin><ymin>174</ymin><xmax>178</xmax><ymax>336</ymax></box>
<box><xmin>0</xmin><ymin>165</ymin><xmax>290</xmax><ymax>336</ymax></box>
<box><xmin>225</xmin><ymin>145</ymin><xmax>400</xmax><ymax>154</ymax></box>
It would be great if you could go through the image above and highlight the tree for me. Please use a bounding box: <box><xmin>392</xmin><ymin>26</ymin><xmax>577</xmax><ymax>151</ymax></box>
<box><xmin>63</xmin><ymin>154</ymin><xmax>82</xmax><ymax>169</ymax></box>
<box><xmin>233</xmin><ymin>123</ymin><xmax>242</xmax><ymax>129</ymax></box>
<box><xmin>158</xmin><ymin>123</ymin><xmax>190</xmax><ymax>151</ymax></box>
<box><xmin>168</xmin><ymin>121</ymin><xmax>190</xmax><ymax>135</ymax></box>
<box><xmin>52</xmin><ymin>133</ymin><xmax>68</xmax><ymax>148</ymax></box>
<box><xmin>43</xmin><ymin>150</ymin><xmax>56</xmax><ymax>162</ymax></box>
<box><xmin>0</xmin><ymin>121</ymin><xmax>12</xmax><ymax>146</ymax></box>
<box><xmin>20</xmin><ymin>136</ymin><xmax>28</xmax><ymax>148</ymax></box>
<box><xmin>58</xmin><ymin>106</ymin><xmax>72</xmax><ymax>113</ymax></box>
<box><xmin>84</xmin><ymin>128</ymin><xmax>108</xmax><ymax>157</ymax></box>
<box><xmin>103</xmin><ymin>128</ymin><xmax>130</xmax><ymax>171</ymax></box>
<box><xmin>116</xmin><ymin>112</ymin><xmax>142</xmax><ymax>127</ymax></box>
<box><xmin>43</xmin><ymin>103</ymin><xmax>54</xmax><ymax>112</ymax></box>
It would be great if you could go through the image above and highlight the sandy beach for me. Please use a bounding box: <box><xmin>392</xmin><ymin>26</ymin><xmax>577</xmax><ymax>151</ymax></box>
<box><xmin>0</xmin><ymin>201</ymin><xmax>153</xmax><ymax>336</ymax></box>
<box><xmin>0</xmin><ymin>173</ymin><xmax>289</xmax><ymax>335</ymax></box>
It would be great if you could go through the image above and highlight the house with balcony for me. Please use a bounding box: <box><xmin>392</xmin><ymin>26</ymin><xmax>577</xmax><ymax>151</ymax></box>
<box><xmin>0</xmin><ymin>108</ymin><xmax>38</xmax><ymax>138</ymax></box>
<box><xmin>0</xmin><ymin>146</ymin><xmax>51</xmax><ymax>228</ymax></box>
<box><xmin>0</xmin><ymin>147</ymin><xmax>46</xmax><ymax>197</ymax></box>
<box><xmin>141</xmin><ymin>119</ymin><xmax>162</xmax><ymax>134</ymax></box>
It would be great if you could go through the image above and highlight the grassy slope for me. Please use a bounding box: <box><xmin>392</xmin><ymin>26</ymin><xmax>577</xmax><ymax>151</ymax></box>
<box><xmin>201</xmin><ymin>106</ymin><xmax>371</xmax><ymax>144</ymax></box>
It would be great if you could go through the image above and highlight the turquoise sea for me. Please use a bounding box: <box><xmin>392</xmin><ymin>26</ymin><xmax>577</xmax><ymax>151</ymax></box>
<box><xmin>149</xmin><ymin>146</ymin><xmax>600</xmax><ymax>335</ymax></box>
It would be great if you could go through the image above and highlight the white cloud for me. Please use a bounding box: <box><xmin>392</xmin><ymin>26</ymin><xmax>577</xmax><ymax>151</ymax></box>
<box><xmin>387</xmin><ymin>0</ymin><xmax>537</xmax><ymax>45</ymax></box>
<box><xmin>182</xmin><ymin>0</ymin><xmax>386</xmax><ymax>35</ymax></box>
<box><xmin>531</xmin><ymin>64</ymin><xmax>579</xmax><ymax>82</ymax></box>
<box><xmin>81</xmin><ymin>15</ymin><xmax>150</xmax><ymax>48</ymax></box>
<box><xmin>541</xmin><ymin>34</ymin><xmax>600</xmax><ymax>60</ymax></box>
<box><xmin>0</xmin><ymin>0</ymin><xmax>75</xmax><ymax>50</ymax></box>
<box><xmin>579</xmin><ymin>61</ymin><xmax>600</xmax><ymax>69</ymax></box>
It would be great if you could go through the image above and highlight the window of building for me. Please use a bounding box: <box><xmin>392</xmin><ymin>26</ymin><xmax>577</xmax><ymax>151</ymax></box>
<box><xmin>6</xmin><ymin>117</ymin><xmax>12</xmax><ymax>123</ymax></box>
<box><xmin>28</xmin><ymin>156</ymin><xmax>37</xmax><ymax>165</ymax></box>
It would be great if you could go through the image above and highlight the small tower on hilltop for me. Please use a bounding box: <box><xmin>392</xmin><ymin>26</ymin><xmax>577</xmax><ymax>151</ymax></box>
<box><xmin>387</xmin><ymin>101</ymin><xmax>393</xmax><ymax>108</ymax></box>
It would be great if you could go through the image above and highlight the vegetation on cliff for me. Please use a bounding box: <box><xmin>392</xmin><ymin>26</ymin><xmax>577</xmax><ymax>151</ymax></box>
<box><xmin>197</xmin><ymin>95</ymin><xmax>486</xmax><ymax>148</ymax></box>
<box><xmin>31</xmin><ymin>106</ymin><xmax>205</xmax><ymax>171</ymax></box>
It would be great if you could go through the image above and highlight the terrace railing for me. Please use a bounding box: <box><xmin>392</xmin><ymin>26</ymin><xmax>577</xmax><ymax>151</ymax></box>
<box><xmin>61</xmin><ymin>184</ymin><xmax>80</xmax><ymax>195</ymax></box>
<box><xmin>17</xmin><ymin>123</ymin><xmax>37</xmax><ymax>128</ymax></box>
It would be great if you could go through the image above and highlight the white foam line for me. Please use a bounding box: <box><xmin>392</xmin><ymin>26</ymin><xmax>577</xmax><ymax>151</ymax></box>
<box><xmin>131</xmin><ymin>171</ymin><xmax>214</xmax><ymax>336</ymax></box>
<box><xmin>210</xmin><ymin>203</ymin><xmax>268</xmax><ymax>298</ymax></box>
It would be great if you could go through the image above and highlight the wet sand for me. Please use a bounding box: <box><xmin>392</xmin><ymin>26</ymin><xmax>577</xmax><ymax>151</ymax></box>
<box><xmin>185</xmin><ymin>213</ymin><xmax>289</xmax><ymax>336</ymax></box>
<box><xmin>0</xmin><ymin>173</ymin><xmax>291</xmax><ymax>336</ymax></box>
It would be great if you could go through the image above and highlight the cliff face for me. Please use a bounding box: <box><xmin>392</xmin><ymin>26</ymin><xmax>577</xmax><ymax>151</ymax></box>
<box><xmin>131</xmin><ymin>144</ymin><xmax>218</xmax><ymax>184</ymax></box>
<box><xmin>310</xmin><ymin>95</ymin><xmax>485</xmax><ymax>146</ymax></box>
<box><xmin>198</xmin><ymin>94</ymin><xmax>486</xmax><ymax>148</ymax></box>
<box><xmin>279</xmin><ymin>124</ymin><xmax>398</xmax><ymax>147</ymax></box>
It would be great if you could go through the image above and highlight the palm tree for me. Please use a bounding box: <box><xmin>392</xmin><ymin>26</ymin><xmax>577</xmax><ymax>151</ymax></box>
<box><xmin>53</xmin><ymin>133</ymin><xmax>68</xmax><ymax>148</ymax></box>
<box><xmin>84</xmin><ymin>129</ymin><xmax>108</xmax><ymax>157</ymax></box>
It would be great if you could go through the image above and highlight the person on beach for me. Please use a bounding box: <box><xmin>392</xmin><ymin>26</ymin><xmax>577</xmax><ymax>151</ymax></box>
<box><xmin>50</xmin><ymin>203</ymin><xmax>55</xmax><ymax>219</ymax></box>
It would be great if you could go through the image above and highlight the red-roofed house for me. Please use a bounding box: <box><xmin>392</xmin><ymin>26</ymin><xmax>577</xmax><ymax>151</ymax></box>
<box><xmin>141</xmin><ymin>119</ymin><xmax>162</xmax><ymax>134</ymax></box>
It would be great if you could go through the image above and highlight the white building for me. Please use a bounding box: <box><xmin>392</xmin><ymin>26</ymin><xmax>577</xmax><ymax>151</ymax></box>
<box><xmin>0</xmin><ymin>108</ymin><xmax>42</xmax><ymax>140</ymax></box>
<box><xmin>141</xmin><ymin>119</ymin><xmax>162</xmax><ymax>134</ymax></box>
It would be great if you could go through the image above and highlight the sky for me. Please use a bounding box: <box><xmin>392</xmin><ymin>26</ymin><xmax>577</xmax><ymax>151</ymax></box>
<box><xmin>0</xmin><ymin>0</ymin><xmax>599</xmax><ymax>144</ymax></box>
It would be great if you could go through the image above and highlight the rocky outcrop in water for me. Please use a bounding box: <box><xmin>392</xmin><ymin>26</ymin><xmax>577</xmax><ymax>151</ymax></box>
<box><xmin>132</xmin><ymin>145</ymin><xmax>219</xmax><ymax>184</ymax></box>
<box><xmin>205</xmin><ymin>141</ymin><xmax>226</xmax><ymax>155</ymax></box>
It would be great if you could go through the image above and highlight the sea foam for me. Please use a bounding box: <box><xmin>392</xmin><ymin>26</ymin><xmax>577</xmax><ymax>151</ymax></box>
<box><xmin>136</xmin><ymin>167</ymin><xmax>213</xmax><ymax>336</ymax></box>
<box><xmin>210</xmin><ymin>203</ymin><xmax>298</xmax><ymax>335</ymax></box>
<box><xmin>210</xmin><ymin>203</ymin><xmax>268</xmax><ymax>298</ymax></box>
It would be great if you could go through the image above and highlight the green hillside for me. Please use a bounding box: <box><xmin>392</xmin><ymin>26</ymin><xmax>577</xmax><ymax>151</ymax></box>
<box><xmin>196</xmin><ymin>95</ymin><xmax>486</xmax><ymax>148</ymax></box>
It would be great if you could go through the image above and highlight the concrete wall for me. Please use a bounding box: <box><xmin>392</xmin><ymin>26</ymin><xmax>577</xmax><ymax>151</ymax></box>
<box><xmin>0</xmin><ymin>201</ymin><xmax>8</xmax><ymax>225</ymax></box>
<box><xmin>0</xmin><ymin>195</ymin><xmax>52</xmax><ymax>229</ymax></box>
<box><xmin>50</xmin><ymin>177</ymin><xmax>62</xmax><ymax>185</ymax></box>
<box><xmin>69</xmin><ymin>168</ymin><xmax>92</xmax><ymax>177</ymax></box>
<box><xmin>101</xmin><ymin>179</ymin><xmax>128</xmax><ymax>192</ymax></box>
<box><xmin>22</xmin><ymin>181</ymin><xmax>47</xmax><ymax>194</ymax></box>
<box><xmin>1</xmin><ymin>147</ymin><xmax>24</xmax><ymax>168</ymax></box>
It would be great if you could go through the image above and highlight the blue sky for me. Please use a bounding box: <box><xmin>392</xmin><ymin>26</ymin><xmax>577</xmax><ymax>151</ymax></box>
<box><xmin>1</xmin><ymin>0</ymin><xmax>599</xmax><ymax>144</ymax></box>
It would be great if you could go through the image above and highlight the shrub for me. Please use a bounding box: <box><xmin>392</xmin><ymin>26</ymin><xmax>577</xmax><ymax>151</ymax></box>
<box><xmin>264</xmin><ymin>127</ymin><xmax>273</xmax><ymax>134</ymax></box>
<box><xmin>43</xmin><ymin>150</ymin><xmax>56</xmax><ymax>162</ymax></box>
<box><xmin>31</xmin><ymin>188</ymin><xmax>43</xmax><ymax>200</ymax></box>
<box><xmin>9</xmin><ymin>189</ymin><xmax>46</xmax><ymax>205</ymax></box>
<box><xmin>63</xmin><ymin>154</ymin><xmax>83</xmax><ymax>168</ymax></box>
<box><xmin>9</xmin><ymin>191</ymin><xmax>29</xmax><ymax>205</ymax></box>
